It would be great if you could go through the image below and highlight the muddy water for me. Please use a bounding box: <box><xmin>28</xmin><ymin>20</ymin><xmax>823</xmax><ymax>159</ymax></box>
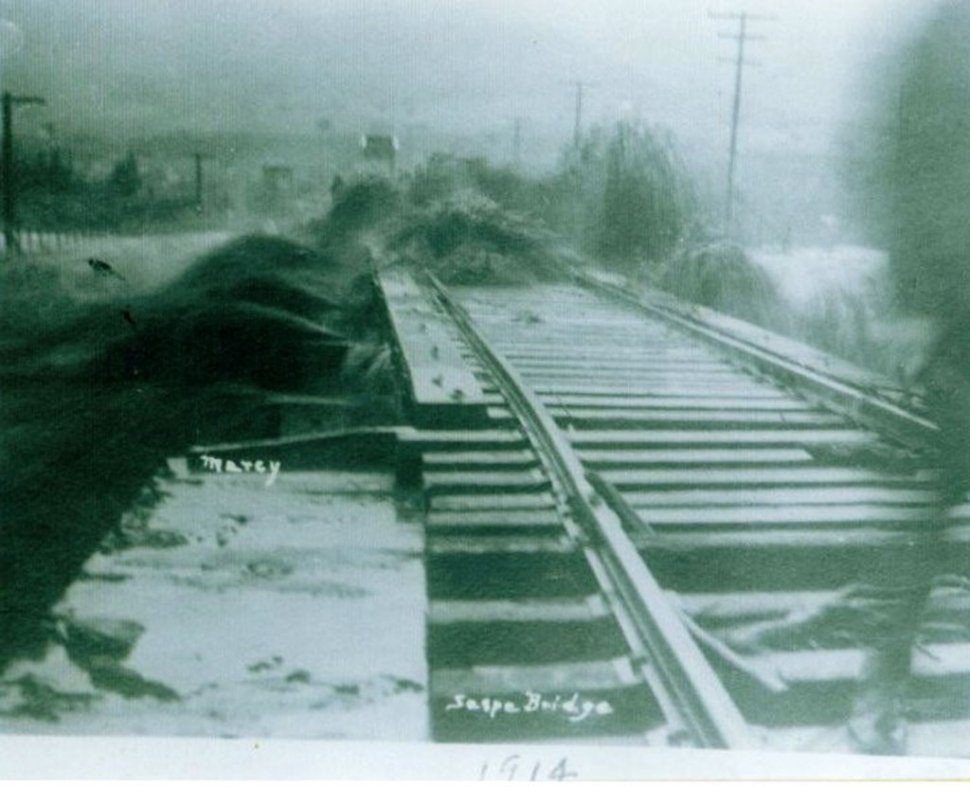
<box><xmin>0</xmin><ymin>464</ymin><xmax>428</xmax><ymax>739</ymax></box>
<box><xmin>0</xmin><ymin>231</ymin><xmax>394</xmax><ymax>662</ymax></box>
<box><xmin>0</xmin><ymin>190</ymin><xmax>421</xmax><ymax>743</ymax></box>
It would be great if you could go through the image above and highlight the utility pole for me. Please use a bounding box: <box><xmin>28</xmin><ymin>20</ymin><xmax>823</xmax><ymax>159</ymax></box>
<box><xmin>2</xmin><ymin>91</ymin><xmax>45</xmax><ymax>255</ymax></box>
<box><xmin>194</xmin><ymin>152</ymin><xmax>204</xmax><ymax>214</ymax></box>
<box><xmin>43</xmin><ymin>121</ymin><xmax>57</xmax><ymax>188</ymax></box>
<box><xmin>563</xmin><ymin>80</ymin><xmax>598</xmax><ymax>150</ymax></box>
<box><xmin>512</xmin><ymin>117</ymin><xmax>522</xmax><ymax>168</ymax></box>
<box><xmin>710</xmin><ymin>11</ymin><xmax>773</xmax><ymax>238</ymax></box>
<box><xmin>573</xmin><ymin>80</ymin><xmax>583</xmax><ymax>148</ymax></box>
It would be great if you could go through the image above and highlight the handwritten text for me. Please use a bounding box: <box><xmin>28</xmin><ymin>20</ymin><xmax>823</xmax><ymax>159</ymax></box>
<box><xmin>199</xmin><ymin>454</ymin><xmax>282</xmax><ymax>487</ymax></box>
<box><xmin>446</xmin><ymin>691</ymin><xmax>613</xmax><ymax>724</ymax></box>
<box><xmin>479</xmin><ymin>754</ymin><xmax>577</xmax><ymax>781</ymax></box>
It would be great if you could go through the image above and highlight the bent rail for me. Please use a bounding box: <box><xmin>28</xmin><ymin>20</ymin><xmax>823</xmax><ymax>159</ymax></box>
<box><xmin>423</xmin><ymin>270</ymin><xmax>756</xmax><ymax>750</ymax></box>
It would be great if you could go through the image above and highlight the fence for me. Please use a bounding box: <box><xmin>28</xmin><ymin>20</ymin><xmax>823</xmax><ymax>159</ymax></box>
<box><xmin>2</xmin><ymin>228</ymin><xmax>113</xmax><ymax>256</ymax></box>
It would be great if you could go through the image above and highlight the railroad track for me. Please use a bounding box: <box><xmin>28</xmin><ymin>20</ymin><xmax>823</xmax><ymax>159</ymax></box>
<box><xmin>378</xmin><ymin>266</ymin><xmax>970</xmax><ymax>756</ymax></box>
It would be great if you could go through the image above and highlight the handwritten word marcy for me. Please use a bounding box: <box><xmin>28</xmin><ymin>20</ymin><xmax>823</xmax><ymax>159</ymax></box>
<box><xmin>199</xmin><ymin>454</ymin><xmax>282</xmax><ymax>487</ymax></box>
<box><xmin>445</xmin><ymin>691</ymin><xmax>614</xmax><ymax>723</ymax></box>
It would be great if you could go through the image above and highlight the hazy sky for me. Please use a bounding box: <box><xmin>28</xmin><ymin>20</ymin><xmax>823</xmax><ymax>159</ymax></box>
<box><xmin>0</xmin><ymin>0</ymin><xmax>941</xmax><ymax>157</ymax></box>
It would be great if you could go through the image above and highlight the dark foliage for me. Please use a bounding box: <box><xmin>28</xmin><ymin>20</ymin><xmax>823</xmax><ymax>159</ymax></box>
<box><xmin>873</xmin><ymin>1</ymin><xmax>970</xmax><ymax>318</ymax></box>
<box><xmin>867</xmin><ymin>0</ymin><xmax>970</xmax><ymax>500</ymax></box>
<box><xmin>652</xmin><ymin>243</ymin><xmax>781</xmax><ymax>326</ymax></box>
<box><xmin>308</xmin><ymin>177</ymin><xmax>401</xmax><ymax>250</ymax></box>
<box><xmin>542</xmin><ymin>123</ymin><xmax>700</xmax><ymax>273</ymax></box>
<box><xmin>0</xmin><ymin>230</ymin><xmax>394</xmax><ymax>667</ymax></box>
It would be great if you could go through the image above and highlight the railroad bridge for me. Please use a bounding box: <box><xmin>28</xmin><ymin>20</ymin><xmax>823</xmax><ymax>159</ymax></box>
<box><xmin>18</xmin><ymin>263</ymin><xmax>970</xmax><ymax>757</ymax></box>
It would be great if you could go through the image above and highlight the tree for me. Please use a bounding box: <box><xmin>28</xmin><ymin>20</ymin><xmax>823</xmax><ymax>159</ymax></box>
<box><xmin>109</xmin><ymin>151</ymin><xmax>141</xmax><ymax>197</ymax></box>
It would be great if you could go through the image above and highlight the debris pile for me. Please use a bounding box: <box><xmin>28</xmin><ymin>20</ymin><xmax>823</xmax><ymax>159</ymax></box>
<box><xmin>389</xmin><ymin>190</ymin><xmax>560</xmax><ymax>285</ymax></box>
<box><xmin>650</xmin><ymin>242</ymin><xmax>782</xmax><ymax>327</ymax></box>
<box><xmin>0</xmin><ymin>227</ymin><xmax>398</xmax><ymax>668</ymax></box>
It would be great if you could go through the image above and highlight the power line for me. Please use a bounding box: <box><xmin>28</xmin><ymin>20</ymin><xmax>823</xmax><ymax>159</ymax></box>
<box><xmin>709</xmin><ymin>10</ymin><xmax>775</xmax><ymax>238</ymax></box>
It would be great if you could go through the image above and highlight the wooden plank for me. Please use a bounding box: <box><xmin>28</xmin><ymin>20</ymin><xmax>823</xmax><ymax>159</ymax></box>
<box><xmin>522</xmin><ymin>370</ymin><xmax>761</xmax><ymax>383</ymax></box>
<box><xmin>426</xmin><ymin>546</ymin><xmax>594</xmax><ymax>601</ymax></box>
<box><xmin>491</xmin><ymin>323</ymin><xmax>683</xmax><ymax>336</ymax></box>
<box><xmin>578</xmin><ymin>448</ymin><xmax>816</xmax><ymax>467</ymax></box>
<box><xmin>571</xmin><ymin>429</ymin><xmax>881</xmax><ymax>448</ymax></box>
<box><xmin>532</xmin><ymin>383</ymin><xmax>791</xmax><ymax>398</ymax></box>
<box><xmin>486</xmin><ymin>406</ymin><xmax>516</xmax><ymax>422</ymax></box>
<box><xmin>474</xmin><ymin>315</ymin><xmax>659</xmax><ymax>330</ymax></box>
<box><xmin>674</xmin><ymin>590</ymin><xmax>834</xmax><ymax>622</ymax></box>
<box><xmin>503</xmin><ymin>349</ymin><xmax>723</xmax><ymax>364</ymax></box>
<box><xmin>636</xmin><ymin>285</ymin><xmax>906</xmax><ymax>395</ymax></box>
<box><xmin>627</xmin><ymin>486</ymin><xmax>938</xmax><ymax>507</ymax></box>
<box><xmin>672</xmin><ymin>589</ymin><xmax>970</xmax><ymax>624</ymax></box>
<box><xmin>753</xmin><ymin>642</ymin><xmax>970</xmax><ymax>684</ymax></box>
<box><xmin>643</xmin><ymin>521</ymin><xmax>966</xmax><ymax>557</ymax></box>
<box><xmin>394</xmin><ymin>318</ymin><xmax>485</xmax><ymax>407</ymax></box>
<box><xmin>398</xmin><ymin>429</ymin><xmax>527</xmax><ymax>450</ymax></box>
<box><xmin>378</xmin><ymin>269</ymin><xmax>489</xmax><ymax>427</ymax></box>
<box><xmin>552</xmin><ymin>409</ymin><xmax>845</xmax><ymax>428</ymax></box>
<box><xmin>426</xmin><ymin>509</ymin><xmax>563</xmax><ymax>529</ymax></box>
<box><xmin>503</xmin><ymin>350</ymin><xmax>726</xmax><ymax>363</ymax></box>
<box><xmin>432</xmin><ymin>657</ymin><xmax>642</xmax><ymax>695</ymax></box>
<box><xmin>423</xmin><ymin>469</ymin><xmax>551</xmax><ymax>495</ymax></box>
<box><xmin>600</xmin><ymin>466</ymin><xmax>928</xmax><ymax>488</ymax></box>
<box><xmin>421</xmin><ymin>449</ymin><xmax>538</xmax><ymax>470</ymax></box>
<box><xmin>541</xmin><ymin>395</ymin><xmax>813</xmax><ymax>411</ymax></box>
<box><xmin>585</xmin><ymin>277</ymin><xmax>937</xmax><ymax>448</ymax></box>
<box><xmin>430</xmin><ymin>493</ymin><xmax>557</xmax><ymax>511</ymax></box>
<box><xmin>398</xmin><ymin>430</ymin><xmax>529</xmax><ymax>484</ymax></box>
<box><xmin>638</xmin><ymin>503</ymin><xmax>942</xmax><ymax>529</ymax></box>
<box><xmin>494</xmin><ymin>333</ymin><xmax>698</xmax><ymax>346</ymax></box>
<box><xmin>429</xmin><ymin>619</ymin><xmax>630</xmax><ymax>669</ymax></box>
<box><xmin>511</xmin><ymin>359</ymin><xmax>738</xmax><ymax>372</ymax></box>
<box><xmin>637</xmin><ymin>523</ymin><xmax>970</xmax><ymax>551</ymax></box>
<box><xmin>430</xmin><ymin>596</ymin><xmax>611</xmax><ymax>624</ymax></box>
<box><xmin>428</xmin><ymin>535</ymin><xmax>576</xmax><ymax>555</ymax></box>
<box><xmin>637</xmin><ymin>528</ymin><xmax>970</xmax><ymax>593</ymax></box>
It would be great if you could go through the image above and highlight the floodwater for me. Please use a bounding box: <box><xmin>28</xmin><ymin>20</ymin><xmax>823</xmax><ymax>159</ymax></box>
<box><xmin>0</xmin><ymin>463</ymin><xmax>428</xmax><ymax>740</ymax></box>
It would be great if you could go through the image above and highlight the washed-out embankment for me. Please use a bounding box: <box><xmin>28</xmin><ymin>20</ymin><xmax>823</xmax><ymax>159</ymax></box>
<box><xmin>0</xmin><ymin>177</ymin><xmax>573</xmax><ymax>670</ymax></box>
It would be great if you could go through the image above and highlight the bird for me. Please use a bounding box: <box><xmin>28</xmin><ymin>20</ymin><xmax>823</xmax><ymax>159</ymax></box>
<box><xmin>88</xmin><ymin>258</ymin><xmax>126</xmax><ymax>282</ymax></box>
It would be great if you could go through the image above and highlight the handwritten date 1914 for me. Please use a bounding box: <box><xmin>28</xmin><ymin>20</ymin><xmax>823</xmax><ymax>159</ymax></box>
<box><xmin>479</xmin><ymin>754</ymin><xmax>577</xmax><ymax>781</ymax></box>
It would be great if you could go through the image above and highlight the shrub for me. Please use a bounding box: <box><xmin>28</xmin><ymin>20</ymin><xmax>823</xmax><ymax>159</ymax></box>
<box><xmin>541</xmin><ymin>122</ymin><xmax>700</xmax><ymax>274</ymax></box>
<box><xmin>653</xmin><ymin>243</ymin><xmax>781</xmax><ymax>326</ymax></box>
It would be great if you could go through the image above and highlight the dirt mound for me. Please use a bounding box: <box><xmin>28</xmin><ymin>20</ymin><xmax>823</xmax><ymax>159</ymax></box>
<box><xmin>389</xmin><ymin>191</ymin><xmax>561</xmax><ymax>285</ymax></box>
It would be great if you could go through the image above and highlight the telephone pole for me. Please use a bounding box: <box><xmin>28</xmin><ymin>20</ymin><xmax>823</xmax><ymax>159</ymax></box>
<box><xmin>564</xmin><ymin>80</ymin><xmax>598</xmax><ymax>150</ymax></box>
<box><xmin>2</xmin><ymin>91</ymin><xmax>45</xmax><ymax>254</ymax></box>
<box><xmin>572</xmin><ymin>80</ymin><xmax>583</xmax><ymax>148</ymax></box>
<box><xmin>710</xmin><ymin>11</ymin><xmax>773</xmax><ymax>237</ymax></box>
<box><xmin>194</xmin><ymin>152</ymin><xmax>206</xmax><ymax>214</ymax></box>
<box><xmin>512</xmin><ymin>117</ymin><xmax>522</xmax><ymax>168</ymax></box>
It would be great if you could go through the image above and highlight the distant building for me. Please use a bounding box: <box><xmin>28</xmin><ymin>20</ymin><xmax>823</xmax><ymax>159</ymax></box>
<box><xmin>359</xmin><ymin>134</ymin><xmax>399</xmax><ymax>176</ymax></box>
<box><xmin>260</xmin><ymin>164</ymin><xmax>294</xmax><ymax>212</ymax></box>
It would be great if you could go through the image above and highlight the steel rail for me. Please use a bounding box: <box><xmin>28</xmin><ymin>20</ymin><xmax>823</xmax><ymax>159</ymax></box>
<box><xmin>571</xmin><ymin>271</ymin><xmax>937</xmax><ymax>450</ymax></box>
<box><xmin>423</xmin><ymin>271</ymin><xmax>757</xmax><ymax>750</ymax></box>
